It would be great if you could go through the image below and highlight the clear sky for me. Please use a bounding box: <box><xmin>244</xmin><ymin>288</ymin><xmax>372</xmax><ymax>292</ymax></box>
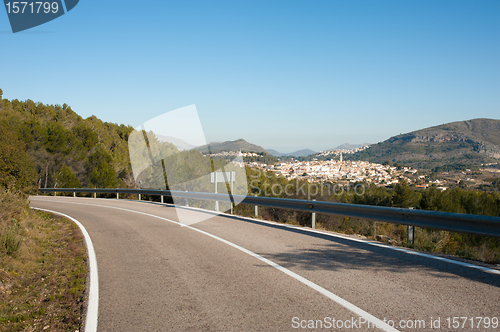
<box><xmin>1</xmin><ymin>0</ymin><xmax>499</xmax><ymax>153</ymax></box>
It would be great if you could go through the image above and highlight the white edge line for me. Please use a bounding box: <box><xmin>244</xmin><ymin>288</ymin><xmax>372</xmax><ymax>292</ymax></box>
<box><xmin>31</xmin><ymin>198</ymin><xmax>398</xmax><ymax>332</ymax></box>
<box><xmin>31</xmin><ymin>207</ymin><xmax>99</xmax><ymax>332</ymax></box>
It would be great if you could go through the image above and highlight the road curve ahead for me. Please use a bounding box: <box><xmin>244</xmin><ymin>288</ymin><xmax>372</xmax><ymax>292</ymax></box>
<box><xmin>30</xmin><ymin>196</ymin><xmax>500</xmax><ymax>332</ymax></box>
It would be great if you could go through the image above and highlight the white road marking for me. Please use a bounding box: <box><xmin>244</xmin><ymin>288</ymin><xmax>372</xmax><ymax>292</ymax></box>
<box><xmin>32</xmin><ymin>207</ymin><xmax>99</xmax><ymax>332</ymax></box>
<box><xmin>31</xmin><ymin>198</ymin><xmax>399</xmax><ymax>332</ymax></box>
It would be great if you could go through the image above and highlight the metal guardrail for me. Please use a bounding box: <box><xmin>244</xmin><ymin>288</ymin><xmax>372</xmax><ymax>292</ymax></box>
<box><xmin>38</xmin><ymin>188</ymin><xmax>500</xmax><ymax>238</ymax></box>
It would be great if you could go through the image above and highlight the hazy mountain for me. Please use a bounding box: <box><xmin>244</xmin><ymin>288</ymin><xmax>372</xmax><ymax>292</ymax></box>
<box><xmin>155</xmin><ymin>134</ymin><xmax>197</xmax><ymax>151</ymax></box>
<box><xmin>335</xmin><ymin>143</ymin><xmax>370</xmax><ymax>150</ymax></box>
<box><xmin>196</xmin><ymin>139</ymin><xmax>269</xmax><ymax>154</ymax></box>
<box><xmin>350</xmin><ymin>118</ymin><xmax>500</xmax><ymax>169</ymax></box>
<box><xmin>287</xmin><ymin>149</ymin><xmax>317</xmax><ymax>157</ymax></box>
<box><xmin>267</xmin><ymin>148</ymin><xmax>317</xmax><ymax>157</ymax></box>
<box><xmin>266</xmin><ymin>149</ymin><xmax>283</xmax><ymax>157</ymax></box>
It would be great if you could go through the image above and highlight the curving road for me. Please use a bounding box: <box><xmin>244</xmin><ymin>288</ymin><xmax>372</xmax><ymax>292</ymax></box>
<box><xmin>30</xmin><ymin>196</ymin><xmax>500</xmax><ymax>332</ymax></box>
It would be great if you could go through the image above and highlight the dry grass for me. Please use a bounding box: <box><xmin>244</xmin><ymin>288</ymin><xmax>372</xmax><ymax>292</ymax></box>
<box><xmin>322</xmin><ymin>218</ymin><xmax>500</xmax><ymax>264</ymax></box>
<box><xmin>0</xmin><ymin>190</ymin><xmax>87</xmax><ymax>332</ymax></box>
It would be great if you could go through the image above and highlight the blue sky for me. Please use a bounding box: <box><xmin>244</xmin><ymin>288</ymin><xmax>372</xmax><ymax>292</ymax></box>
<box><xmin>1</xmin><ymin>0</ymin><xmax>499</xmax><ymax>153</ymax></box>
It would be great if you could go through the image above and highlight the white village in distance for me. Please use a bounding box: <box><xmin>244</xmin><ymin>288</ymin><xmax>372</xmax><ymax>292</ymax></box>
<box><xmin>156</xmin><ymin>133</ymin><xmax>486</xmax><ymax>191</ymax></box>
<box><xmin>206</xmin><ymin>146</ymin><xmax>447</xmax><ymax>190</ymax></box>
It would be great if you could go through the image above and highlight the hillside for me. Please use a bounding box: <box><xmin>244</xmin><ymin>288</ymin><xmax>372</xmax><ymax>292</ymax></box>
<box><xmin>350</xmin><ymin>118</ymin><xmax>500</xmax><ymax>169</ymax></box>
<box><xmin>196</xmin><ymin>139</ymin><xmax>269</xmax><ymax>154</ymax></box>
<box><xmin>0</xmin><ymin>89</ymin><xmax>135</xmax><ymax>190</ymax></box>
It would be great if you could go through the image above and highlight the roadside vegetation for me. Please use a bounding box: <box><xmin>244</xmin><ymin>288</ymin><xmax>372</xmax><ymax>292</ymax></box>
<box><xmin>0</xmin><ymin>191</ymin><xmax>87</xmax><ymax>332</ymax></box>
<box><xmin>0</xmin><ymin>92</ymin><xmax>87</xmax><ymax>331</ymax></box>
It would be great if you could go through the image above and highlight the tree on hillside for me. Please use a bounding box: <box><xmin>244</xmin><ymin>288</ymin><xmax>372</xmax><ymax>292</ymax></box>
<box><xmin>86</xmin><ymin>147</ymin><xmax>118</xmax><ymax>188</ymax></box>
<box><xmin>354</xmin><ymin>185</ymin><xmax>392</xmax><ymax>206</ymax></box>
<box><xmin>419</xmin><ymin>187</ymin><xmax>443</xmax><ymax>211</ymax></box>
<box><xmin>56</xmin><ymin>165</ymin><xmax>82</xmax><ymax>189</ymax></box>
<box><xmin>72</xmin><ymin>123</ymin><xmax>98</xmax><ymax>149</ymax></box>
<box><xmin>0</xmin><ymin>123</ymin><xmax>37</xmax><ymax>192</ymax></box>
<box><xmin>392</xmin><ymin>181</ymin><xmax>421</xmax><ymax>208</ymax></box>
<box><xmin>44</xmin><ymin>121</ymin><xmax>72</xmax><ymax>154</ymax></box>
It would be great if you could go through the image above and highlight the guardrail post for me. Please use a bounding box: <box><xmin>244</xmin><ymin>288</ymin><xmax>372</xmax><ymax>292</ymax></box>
<box><xmin>311</xmin><ymin>199</ymin><xmax>316</xmax><ymax>229</ymax></box>
<box><xmin>73</xmin><ymin>192</ymin><xmax>76</xmax><ymax>197</ymax></box>
<box><xmin>214</xmin><ymin>174</ymin><xmax>219</xmax><ymax>212</ymax></box>
<box><xmin>255</xmin><ymin>205</ymin><xmax>258</xmax><ymax>216</ymax></box>
<box><xmin>117</xmin><ymin>192</ymin><xmax>119</xmax><ymax>199</ymax></box>
<box><xmin>407</xmin><ymin>207</ymin><xmax>415</xmax><ymax>247</ymax></box>
<box><xmin>139</xmin><ymin>194</ymin><xmax>141</xmax><ymax>201</ymax></box>
<box><xmin>407</xmin><ymin>225</ymin><xmax>415</xmax><ymax>247</ymax></box>
<box><xmin>94</xmin><ymin>192</ymin><xmax>96</xmax><ymax>198</ymax></box>
<box><xmin>161</xmin><ymin>195</ymin><xmax>164</xmax><ymax>204</ymax></box>
<box><xmin>230</xmin><ymin>177</ymin><xmax>234</xmax><ymax>214</ymax></box>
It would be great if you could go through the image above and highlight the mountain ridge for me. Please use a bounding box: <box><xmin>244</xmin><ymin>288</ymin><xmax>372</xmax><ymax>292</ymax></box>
<box><xmin>335</xmin><ymin>143</ymin><xmax>370</xmax><ymax>150</ymax></box>
<box><xmin>155</xmin><ymin>134</ymin><xmax>197</xmax><ymax>151</ymax></box>
<box><xmin>196</xmin><ymin>139</ymin><xmax>269</xmax><ymax>154</ymax></box>
<box><xmin>267</xmin><ymin>148</ymin><xmax>317</xmax><ymax>157</ymax></box>
<box><xmin>350</xmin><ymin>118</ymin><xmax>500</xmax><ymax>169</ymax></box>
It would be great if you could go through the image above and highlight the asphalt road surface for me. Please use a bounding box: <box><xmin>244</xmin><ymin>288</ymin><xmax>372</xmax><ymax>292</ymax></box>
<box><xmin>30</xmin><ymin>196</ymin><xmax>500</xmax><ymax>332</ymax></box>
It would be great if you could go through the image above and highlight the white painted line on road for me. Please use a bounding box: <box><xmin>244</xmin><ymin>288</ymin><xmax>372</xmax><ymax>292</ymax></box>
<box><xmin>31</xmin><ymin>198</ymin><xmax>398</xmax><ymax>332</ymax></box>
<box><xmin>32</xmin><ymin>207</ymin><xmax>99</xmax><ymax>332</ymax></box>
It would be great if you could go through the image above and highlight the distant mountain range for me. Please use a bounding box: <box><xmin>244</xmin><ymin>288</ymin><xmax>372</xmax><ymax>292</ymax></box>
<box><xmin>265</xmin><ymin>149</ymin><xmax>283</xmax><ymax>156</ymax></box>
<box><xmin>155</xmin><ymin>134</ymin><xmax>197</xmax><ymax>151</ymax></box>
<box><xmin>335</xmin><ymin>143</ymin><xmax>370</xmax><ymax>150</ymax></box>
<box><xmin>267</xmin><ymin>149</ymin><xmax>317</xmax><ymax>157</ymax></box>
<box><xmin>194</xmin><ymin>139</ymin><xmax>318</xmax><ymax>157</ymax></box>
<box><xmin>154</xmin><ymin>135</ymin><xmax>370</xmax><ymax>157</ymax></box>
<box><xmin>267</xmin><ymin>143</ymin><xmax>370</xmax><ymax>157</ymax></box>
<box><xmin>350</xmin><ymin>118</ymin><xmax>500</xmax><ymax>169</ymax></box>
<box><xmin>195</xmin><ymin>139</ymin><xmax>268</xmax><ymax>154</ymax></box>
<box><xmin>171</xmin><ymin>118</ymin><xmax>500</xmax><ymax>170</ymax></box>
